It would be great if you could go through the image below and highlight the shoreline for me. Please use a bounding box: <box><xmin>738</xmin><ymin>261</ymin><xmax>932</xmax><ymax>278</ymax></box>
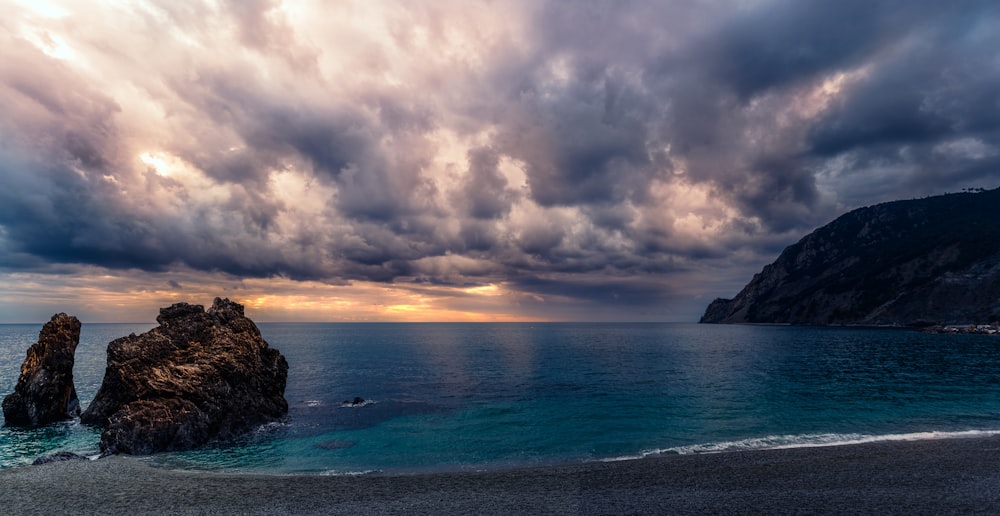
<box><xmin>4</xmin><ymin>435</ymin><xmax>1000</xmax><ymax>514</ymax></box>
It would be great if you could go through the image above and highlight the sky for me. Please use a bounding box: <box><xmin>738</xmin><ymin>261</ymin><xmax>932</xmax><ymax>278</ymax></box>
<box><xmin>1</xmin><ymin>0</ymin><xmax>999</xmax><ymax>323</ymax></box>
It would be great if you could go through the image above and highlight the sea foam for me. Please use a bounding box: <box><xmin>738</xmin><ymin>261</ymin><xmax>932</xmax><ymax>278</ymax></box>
<box><xmin>602</xmin><ymin>429</ymin><xmax>1000</xmax><ymax>462</ymax></box>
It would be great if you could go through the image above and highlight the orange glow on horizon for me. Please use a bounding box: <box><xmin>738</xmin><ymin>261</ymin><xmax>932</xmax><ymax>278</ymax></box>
<box><xmin>0</xmin><ymin>270</ymin><xmax>550</xmax><ymax>323</ymax></box>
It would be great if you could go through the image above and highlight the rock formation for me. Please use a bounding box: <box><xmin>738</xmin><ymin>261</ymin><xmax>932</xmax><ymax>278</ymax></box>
<box><xmin>2</xmin><ymin>313</ymin><xmax>82</xmax><ymax>426</ymax></box>
<box><xmin>80</xmin><ymin>298</ymin><xmax>288</xmax><ymax>454</ymax></box>
<box><xmin>701</xmin><ymin>188</ymin><xmax>1000</xmax><ymax>326</ymax></box>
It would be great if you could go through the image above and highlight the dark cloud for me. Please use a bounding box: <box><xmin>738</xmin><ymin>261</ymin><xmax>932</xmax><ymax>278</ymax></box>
<box><xmin>509</xmin><ymin>274</ymin><xmax>679</xmax><ymax>310</ymax></box>
<box><xmin>458</xmin><ymin>220</ymin><xmax>501</xmax><ymax>252</ymax></box>
<box><xmin>810</xmin><ymin>56</ymin><xmax>958</xmax><ymax>156</ymax></box>
<box><xmin>707</xmin><ymin>0</ymin><xmax>894</xmax><ymax>99</ymax></box>
<box><xmin>803</xmin><ymin>5</ymin><xmax>1000</xmax><ymax>200</ymax></box>
<box><xmin>3</xmin><ymin>0</ymin><xmax>1000</xmax><ymax>320</ymax></box>
<box><xmin>458</xmin><ymin>147</ymin><xmax>514</xmax><ymax>219</ymax></box>
<box><xmin>495</xmin><ymin>72</ymin><xmax>658</xmax><ymax>207</ymax></box>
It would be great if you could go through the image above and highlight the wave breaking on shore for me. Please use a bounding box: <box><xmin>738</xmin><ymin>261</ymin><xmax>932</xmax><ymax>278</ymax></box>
<box><xmin>603</xmin><ymin>428</ymin><xmax>1000</xmax><ymax>462</ymax></box>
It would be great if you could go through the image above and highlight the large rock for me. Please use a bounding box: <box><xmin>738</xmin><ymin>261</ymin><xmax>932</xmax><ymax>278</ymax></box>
<box><xmin>2</xmin><ymin>314</ymin><xmax>82</xmax><ymax>426</ymax></box>
<box><xmin>80</xmin><ymin>298</ymin><xmax>288</xmax><ymax>454</ymax></box>
<box><xmin>701</xmin><ymin>188</ymin><xmax>1000</xmax><ymax>325</ymax></box>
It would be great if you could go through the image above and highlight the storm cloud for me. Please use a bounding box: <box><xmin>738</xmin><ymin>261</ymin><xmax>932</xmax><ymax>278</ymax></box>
<box><xmin>2</xmin><ymin>0</ymin><xmax>999</xmax><ymax>321</ymax></box>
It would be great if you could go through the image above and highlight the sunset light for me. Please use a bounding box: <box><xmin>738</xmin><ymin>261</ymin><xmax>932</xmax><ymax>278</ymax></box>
<box><xmin>2</xmin><ymin>0</ymin><xmax>998</xmax><ymax>323</ymax></box>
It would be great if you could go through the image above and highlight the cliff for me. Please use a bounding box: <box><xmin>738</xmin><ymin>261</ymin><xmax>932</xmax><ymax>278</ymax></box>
<box><xmin>701</xmin><ymin>188</ymin><xmax>1000</xmax><ymax>326</ymax></box>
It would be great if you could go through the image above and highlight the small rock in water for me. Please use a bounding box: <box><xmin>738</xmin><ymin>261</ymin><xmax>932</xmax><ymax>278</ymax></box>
<box><xmin>342</xmin><ymin>397</ymin><xmax>366</xmax><ymax>407</ymax></box>
<box><xmin>32</xmin><ymin>451</ymin><xmax>88</xmax><ymax>465</ymax></box>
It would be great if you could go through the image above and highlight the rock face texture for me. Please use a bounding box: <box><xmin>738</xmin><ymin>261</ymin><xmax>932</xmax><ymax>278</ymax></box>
<box><xmin>2</xmin><ymin>314</ymin><xmax>82</xmax><ymax>426</ymax></box>
<box><xmin>80</xmin><ymin>298</ymin><xmax>288</xmax><ymax>454</ymax></box>
<box><xmin>701</xmin><ymin>189</ymin><xmax>1000</xmax><ymax>326</ymax></box>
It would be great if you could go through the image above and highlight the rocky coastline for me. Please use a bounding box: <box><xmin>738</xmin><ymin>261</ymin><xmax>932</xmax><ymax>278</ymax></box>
<box><xmin>2</xmin><ymin>298</ymin><xmax>288</xmax><ymax>458</ymax></box>
<box><xmin>920</xmin><ymin>323</ymin><xmax>1000</xmax><ymax>335</ymax></box>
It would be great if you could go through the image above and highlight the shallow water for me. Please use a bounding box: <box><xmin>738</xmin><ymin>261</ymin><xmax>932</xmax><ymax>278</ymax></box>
<box><xmin>0</xmin><ymin>322</ymin><xmax>153</xmax><ymax>468</ymax></box>
<box><xmin>3</xmin><ymin>322</ymin><xmax>1000</xmax><ymax>473</ymax></box>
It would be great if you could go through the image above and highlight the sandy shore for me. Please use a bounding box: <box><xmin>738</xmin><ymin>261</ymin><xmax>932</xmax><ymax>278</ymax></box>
<box><xmin>4</xmin><ymin>436</ymin><xmax>1000</xmax><ymax>515</ymax></box>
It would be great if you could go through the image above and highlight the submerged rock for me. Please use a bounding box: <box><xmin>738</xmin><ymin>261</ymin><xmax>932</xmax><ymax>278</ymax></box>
<box><xmin>315</xmin><ymin>439</ymin><xmax>356</xmax><ymax>450</ymax></box>
<box><xmin>80</xmin><ymin>298</ymin><xmax>288</xmax><ymax>454</ymax></box>
<box><xmin>2</xmin><ymin>313</ymin><xmax>82</xmax><ymax>426</ymax></box>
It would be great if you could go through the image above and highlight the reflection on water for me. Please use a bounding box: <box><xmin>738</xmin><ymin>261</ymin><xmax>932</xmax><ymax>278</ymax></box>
<box><xmin>3</xmin><ymin>322</ymin><xmax>1000</xmax><ymax>473</ymax></box>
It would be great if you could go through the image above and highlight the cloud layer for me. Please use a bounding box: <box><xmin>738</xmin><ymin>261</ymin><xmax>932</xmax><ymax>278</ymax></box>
<box><xmin>2</xmin><ymin>0</ymin><xmax>999</xmax><ymax>321</ymax></box>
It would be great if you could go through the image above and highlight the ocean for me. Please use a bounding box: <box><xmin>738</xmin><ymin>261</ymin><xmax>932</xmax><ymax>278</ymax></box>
<box><xmin>3</xmin><ymin>322</ymin><xmax>1000</xmax><ymax>474</ymax></box>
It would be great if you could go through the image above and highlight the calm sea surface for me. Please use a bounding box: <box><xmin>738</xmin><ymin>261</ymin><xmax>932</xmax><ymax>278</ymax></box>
<box><xmin>3</xmin><ymin>322</ymin><xmax>1000</xmax><ymax>473</ymax></box>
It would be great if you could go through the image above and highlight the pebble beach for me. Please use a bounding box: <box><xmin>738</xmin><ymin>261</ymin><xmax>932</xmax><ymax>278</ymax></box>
<box><xmin>4</xmin><ymin>435</ymin><xmax>1000</xmax><ymax>515</ymax></box>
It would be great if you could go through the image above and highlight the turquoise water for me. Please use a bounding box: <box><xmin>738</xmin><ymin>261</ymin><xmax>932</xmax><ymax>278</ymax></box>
<box><xmin>0</xmin><ymin>322</ymin><xmax>154</xmax><ymax>469</ymax></box>
<box><xmin>3</xmin><ymin>322</ymin><xmax>1000</xmax><ymax>473</ymax></box>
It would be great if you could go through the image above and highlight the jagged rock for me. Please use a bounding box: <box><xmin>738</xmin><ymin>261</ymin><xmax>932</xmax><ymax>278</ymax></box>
<box><xmin>80</xmin><ymin>298</ymin><xmax>288</xmax><ymax>454</ymax></box>
<box><xmin>701</xmin><ymin>188</ymin><xmax>1000</xmax><ymax>325</ymax></box>
<box><xmin>2</xmin><ymin>314</ymin><xmax>81</xmax><ymax>426</ymax></box>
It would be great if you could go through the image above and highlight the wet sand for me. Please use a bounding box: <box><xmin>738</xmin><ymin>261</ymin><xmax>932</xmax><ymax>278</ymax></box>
<box><xmin>4</xmin><ymin>436</ymin><xmax>1000</xmax><ymax>515</ymax></box>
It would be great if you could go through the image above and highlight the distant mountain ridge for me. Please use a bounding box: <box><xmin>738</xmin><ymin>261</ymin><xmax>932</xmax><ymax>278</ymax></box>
<box><xmin>701</xmin><ymin>188</ymin><xmax>1000</xmax><ymax>326</ymax></box>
